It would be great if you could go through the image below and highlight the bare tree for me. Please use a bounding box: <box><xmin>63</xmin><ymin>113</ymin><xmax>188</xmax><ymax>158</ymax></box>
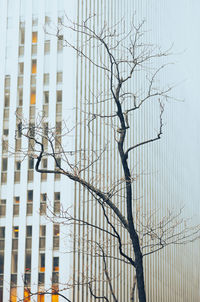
<box><xmin>14</xmin><ymin>16</ymin><xmax>200</xmax><ymax>302</ymax></box>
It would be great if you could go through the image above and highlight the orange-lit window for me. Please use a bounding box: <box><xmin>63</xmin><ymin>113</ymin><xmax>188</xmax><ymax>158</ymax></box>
<box><xmin>52</xmin><ymin>293</ymin><xmax>59</xmax><ymax>302</ymax></box>
<box><xmin>52</xmin><ymin>286</ymin><xmax>59</xmax><ymax>302</ymax></box>
<box><xmin>14</xmin><ymin>196</ymin><xmax>20</xmax><ymax>204</ymax></box>
<box><xmin>10</xmin><ymin>288</ymin><xmax>17</xmax><ymax>302</ymax></box>
<box><xmin>31</xmin><ymin>60</ymin><xmax>37</xmax><ymax>74</ymax></box>
<box><xmin>38</xmin><ymin>293</ymin><xmax>45</xmax><ymax>302</ymax></box>
<box><xmin>24</xmin><ymin>289</ymin><xmax>31</xmax><ymax>301</ymax></box>
<box><xmin>32</xmin><ymin>32</ymin><xmax>37</xmax><ymax>43</ymax></box>
<box><xmin>30</xmin><ymin>88</ymin><xmax>36</xmax><ymax>104</ymax></box>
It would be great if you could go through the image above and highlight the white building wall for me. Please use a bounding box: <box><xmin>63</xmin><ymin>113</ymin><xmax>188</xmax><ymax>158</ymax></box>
<box><xmin>0</xmin><ymin>0</ymin><xmax>200</xmax><ymax>302</ymax></box>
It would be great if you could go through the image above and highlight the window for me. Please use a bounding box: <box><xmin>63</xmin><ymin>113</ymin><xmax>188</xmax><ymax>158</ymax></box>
<box><xmin>56</xmin><ymin>122</ymin><xmax>62</xmax><ymax>135</ymax></box>
<box><xmin>56</xmin><ymin>90</ymin><xmax>62</xmax><ymax>103</ymax></box>
<box><xmin>30</xmin><ymin>88</ymin><xmax>36</xmax><ymax>104</ymax></box>
<box><xmin>18</xmin><ymin>88</ymin><xmax>23</xmax><ymax>106</ymax></box>
<box><xmin>27</xmin><ymin>191</ymin><xmax>33</xmax><ymax>215</ymax></box>
<box><xmin>11</xmin><ymin>253</ymin><xmax>18</xmax><ymax>273</ymax></box>
<box><xmin>43</xmin><ymin>123</ymin><xmax>48</xmax><ymax>136</ymax></box>
<box><xmin>31</xmin><ymin>74</ymin><xmax>36</xmax><ymax>86</ymax></box>
<box><xmin>3</xmin><ymin>129</ymin><xmax>9</xmax><ymax>136</ymax></box>
<box><xmin>17</xmin><ymin>122</ymin><xmax>22</xmax><ymax>138</ymax></box>
<box><xmin>27</xmin><ymin>190</ymin><xmax>33</xmax><ymax>202</ymax></box>
<box><xmin>57</xmin><ymin>35</ymin><xmax>63</xmax><ymax>51</ymax></box>
<box><xmin>26</xmin><ymin>226</ymin><xmax>32</xmax><ymax>237</ymax></box>
<box><xmin>53</xmin><ymin>257</ymin><xmax>59</xmax><ymax>271</ymax></box>
<box><xmin>40</xmin><ymin>225</ymin><xmax>46</xmax><ymax>237</ymax></box>
<box><xmin>54</xmin><ymin>158</ymin><xmax>61</xmax><ymax>180</ymax></box>
<box><xmin>13</xmin><ymin>227</ymin><xmax>19</xmax><ymax>238</ymax></box>
<box><xmin>14</xmin><ymin>197</ymin><xmax>20</xmax><ymax>204</ymax></box>
<box><xmin>39</xmin><ymin>229</ymin><xmax>46</xmax><ymax>250</ymax></box>
<box><xmin>5</xmin><ymin>75</ymin><xmax>10</xmax><ymax>88</ymax></box>
<box><xmin>0</xmin><ymin>227</ymin><xmax>5</xmax><ymax>238</ymax></box>
<box><xmin>19</xmin><ymin>62</ymin><xmax>24</xmax><ymax>74</ymax></box>
<box><xmin>2</xmin><ymin>158</ymin><xmax>7</xmax><ymax>171</ymax></box>
<box><xmin>0</xmin><ymin>254</ymin><xmax>4</xmax><ymax>275</ymax></box>
<box><xmin>53</xmin><ymin>225</ymin><xmax>59</xmax><ymax>249</ymax></box>
<box><xmin>39</xmin><ymin>254</ymin><xmax>45</xmax><ymax>272</ymax></box>
<box><xmin>55</xmin><ymin>192</ymin><xmax>60</xmax><ymax>201</ymax></box>
<box><xmin>18</xmin><ymin>75</ymin><xmax>23</xmax><ymax>87</ymax></box>
<box><xmin>32</xmin><ymin>43</ymin><xmax>37</xmax><ymax>55</ymax></box>
<box><xmin>25</xmin><ymin>253</ymin><xmax>31</xmax><ymax>272</ymax></box>
<box><xmin>2</xmin><ymin>140</ymin><xmax>8</xmax><ymax>153</ymax></box>
<box><xmin>32</xmin><ymin>32</ymin><xmax>37</xmax><ymax>43</ymax></box>
<box><xmin>13</xmin><ymin>197</ymin><xmax>20</xmax><ymax>216</ymax></box>
<box><xmin>19</xmin><ymin>45</ymin><xmax>24</xmax><ymax>56</ymax></box>
<box><xmin>4</xmin><ymin>90</ymin><xmax>10</xmax><ymax>107</ymax></box>
<box><xmin>31</xmin><ymin>60</ymin><xmax>37</xmax><ymax>74</ymax></box>
<box><xmin>19</xmin><ymin>23</ymin><xmax>25</xmax><ymax>44</ymax></box>
<box><xmin>0</xmin><ymin>199</ymin><xmax>6</xmax><ymax>217</ymax></box>
<box><xmin>41</xmin><ymin>157</ymin><xmax>47</xmax><ymax>173</ymax></box>
<box><xmin>3</xmin><ymin>107</ymin><xmax>9</xmax><ymax>120</ymax></box>
<box><xmin>44</xmin><ymin>91</ymin><xmax>49</xmax><ymax>104</ymax></box>
<box><xmin>26</xmin><ymin>226</ymin><xmax>32</xmax><ymax>250</ymax></box>
<box><xmin>53</xmin><ymin>225</ymin><xmax>59</xmax><ymax>236</ymax></box>
<box><xmin>55</xmin><ymin>158</ymin><xmax>61</xmax><ymax>168</ymax></box>
<box><xmin>57</xmin><ymin>72</ymin><xmax>62</xmax><ymax>84</ymax></box>
<box><xmin>44</xmin><ymin>40</ymin><xmax>50</xmax><ymax>54</ymax></box>
<box><xmin>41</xmin><ymin>194</ymin><xmax>47</xmax><ymax>202</ymax></box>
<box><xmin>28</xmin><ymin>158</ymin><xmax>34</xmax><ymax>170</ymax></box>
<box><xmin>15</xmin><ymin>161</ymin><xmax>21</xmax><ymax>171</ymax></box>
<box><xmin>40</xmin><ymin>193</ymin><xmax>46</xmax><ymax>214</ymax></box>
<box><xmin>43</xmin><ymin>73</ymin><xmax>49</xmax><ymax>85</ymax></box>
<box><xmin>29</xmin><ymin>124</ymin><xmax>35</xmax><ymax>138</ymax></box>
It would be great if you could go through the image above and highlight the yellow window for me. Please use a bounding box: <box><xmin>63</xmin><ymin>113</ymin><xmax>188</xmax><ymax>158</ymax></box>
<box><xmin>52</xmin><ymin>287</ymin><xmax>59</xmax><ymax>302</ymax></box>
<box><xmin>32</xmin><ymin>60</ymin><xmax>37</xmax><ymax>74</ymax></box>
<box><xmin>32</xmin><ymin>32</ymin><xmax>37</xmax><ymax>43</ymax></box>
<box><xmin>30</xmin><ymin>91</ymin><xmax>36</xmax><ymax>104</ymax></box>
<box><xmin>52</xmin><ymin>294</ymin><xmax>59</xmax><ymax>302</ymax></box>
<box><xmin>10</xmin><ymin>288</ymin><xmax>17</xmax><ymax>302</ymax></box>
<box><xmin>24</xmin><ymin>289</ymin><xmax>31</xmax><ymax>301</ymax></box>
<box><xmin>38</xmin><ymin>293</ymin><xmax>45</xmax><ymax>302</ymax></box>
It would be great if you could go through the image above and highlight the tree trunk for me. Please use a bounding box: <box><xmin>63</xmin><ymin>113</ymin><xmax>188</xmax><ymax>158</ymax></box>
<box><xmin>135</xmin><ymin>254</ymin><xmax>146</xmax><ymax>302</ymax></box>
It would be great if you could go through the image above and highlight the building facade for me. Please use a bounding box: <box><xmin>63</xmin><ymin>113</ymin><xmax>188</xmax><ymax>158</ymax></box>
<box><xmin>0</xmin><ymin>0</ymin><xmax>200</xmax><ymax>302</ymax></box>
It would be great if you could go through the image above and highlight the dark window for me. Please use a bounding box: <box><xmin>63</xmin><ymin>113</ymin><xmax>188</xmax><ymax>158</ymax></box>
<box><xmin>3</xmin><ymin>129</ymin><xmax>9</xmax><ymax>136</ymax></box>
<box><xmin>54</xmin><ymin>192</ymin><xmax>60</xmax><ymax>201</ymax></box>
<box><xmin>28</xmin><ymin>158</ymin><xmax>34</xmax><ymax>170</ymax></box>
<box><xmin>41</xmin><ymin>193</ymin><xmax>47</xmax><ymax>202</ymax></box>
<box><xmin>40</xmin><ymin>254</ymin><xmax>45</xmax><ymax>270</ymax></box>
<box><xmin>0</xmin><ymin>227</ymin><xmax>5</xmax><ymax>238</ymax></box>
<box><xmin>27</xmin><ymin>190</ymin><xmax>33</xmax><ymax>202</ymax></box>
<box><xmin>25</xmin><ymin>253</ymin><xmax>31</xmax><ymax>271</ymax></box>
<box><xmin>26</xmin><ymin>226</ymin><xmax>32</xmax><ymax>237</ymax></box>
<box><xmin>2</xmin><ymin>158</ymin><xmax>7</xmax><ymax>171</ymax></box>
<box><xmin>15</xmin><ymin>161</ymin><xmax>21</xmax><ymax>171</ymax></box>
